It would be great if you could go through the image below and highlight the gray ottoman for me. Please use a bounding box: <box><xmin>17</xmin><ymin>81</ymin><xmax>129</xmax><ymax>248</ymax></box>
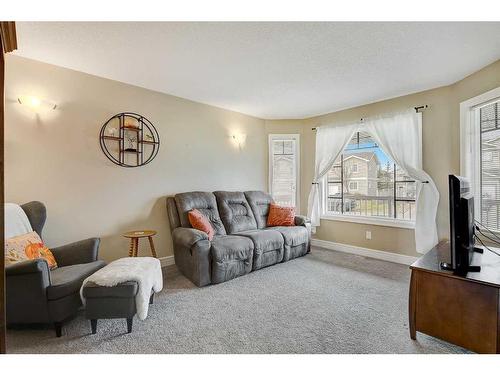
<box><xmin>82</xmin><ymin>281</ymin><xmax>154</xmax><ymax>334</ymax></box>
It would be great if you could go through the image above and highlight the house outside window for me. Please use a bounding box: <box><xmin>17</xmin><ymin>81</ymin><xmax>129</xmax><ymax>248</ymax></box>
<box><xmin>461</xmin><ymin>88</ymin><xmax>500</xmax><ymax>233</ymax></box>
<box><xmin>322</xmin><ymin>131</ymin><xmax>416</xmax><ymax>223</ymax></box>
<box><xmin>268</xmin><ymin>134</ymin><xmax>300</xmax><ymax>210</ymax></box>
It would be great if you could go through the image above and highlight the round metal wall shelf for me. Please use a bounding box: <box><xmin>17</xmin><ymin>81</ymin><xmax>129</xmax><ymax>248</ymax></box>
<box><xmin>99</xmin><ymin>112</ymin><xmax>160</xmax><ymax>168</ymax></box>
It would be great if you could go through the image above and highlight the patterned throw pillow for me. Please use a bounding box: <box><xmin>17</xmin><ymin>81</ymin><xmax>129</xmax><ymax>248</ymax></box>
<box><xmin>188</xmin><ymin>209</ymin><xmax>215</xmax><ymax>240</ymax></box>
<box><xmin>267</xmin><ymin>203</ymin><xmax>296</xmax><ymax>227</ymax></box>
<box><xmin>5</xmin><ymin>231</ymin><xmax>58</xmax><ymax>269</ymax></box>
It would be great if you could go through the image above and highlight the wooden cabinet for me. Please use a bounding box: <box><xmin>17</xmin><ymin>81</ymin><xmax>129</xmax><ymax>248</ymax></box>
<box><xmin>409</xmin><ymin>242</ymin><xmax>500</xmax><ymax>353</ymax></box>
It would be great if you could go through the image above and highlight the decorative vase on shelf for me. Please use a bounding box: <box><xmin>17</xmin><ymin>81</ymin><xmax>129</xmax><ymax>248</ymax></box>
<box><xmin>124</xmin><ymin>117</ymin><xmax>139</xmax><ymax>129</ymax></box>
<box><xmin>124</xmin><ymin>135</ymin><xmax>137</xmax><ymax>152</ymax></box>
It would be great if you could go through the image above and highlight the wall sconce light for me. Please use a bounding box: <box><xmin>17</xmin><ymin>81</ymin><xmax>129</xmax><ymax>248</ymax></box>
<box><xmin>17</xmin><ymin>95</ymin><xmax>57</xmax><ymax>111</ymax></box>
<box><xmin>232</xmin><ymin>133</ymin><xmax>247</xmax><ymax>148</ymax></box>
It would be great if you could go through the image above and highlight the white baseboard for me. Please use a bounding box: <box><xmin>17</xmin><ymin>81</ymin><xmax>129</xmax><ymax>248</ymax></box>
<box><xmin>158</xmin><ymin>241</ymin><xmax>417</xmax><ymax>268</ymax></box>
<box><xmin>311</xmin><ymin>239</ymin><xmax>418</xmax><ymax>266</ymax></box>
<box><xmin>159</xmin><ymin>255</ymin><xmax>175</xmax><ymax>267</ymax></box>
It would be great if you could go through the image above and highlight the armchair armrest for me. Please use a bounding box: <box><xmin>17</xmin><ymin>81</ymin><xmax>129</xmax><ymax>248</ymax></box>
<box><xmin>6</xmin><ymin>258</ymin><xmax>50</xmax><ymax>278</ymax></box>
<box><xmin>295</xmin><ymin>215</ymin><xmax>311</xmax><ymax>226</ymax></box>
<box><xmin>6</xmin><ymin>259</ymin><xmax>52</xmax><ymax>324</ymax></box>
<box><xmin>51</xmin><ymin>237</ymin><xmax>100</xmax><ymax>267</ymax></box>
<box><xmin>172</xmin><ymin>227</ymin><xmax>209</xmax><ymax>248</ymax></box>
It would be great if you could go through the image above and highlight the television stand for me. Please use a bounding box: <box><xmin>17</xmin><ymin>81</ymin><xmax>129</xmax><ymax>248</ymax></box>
<box><xmin>409</xmin><ymin>241</ymin><xmax>500</xmax><ymax>353</ymax></box>
<box><xmin>439</xmin><ymin>246</ymin><xmax>485</xmax><ymax>272</ymax></box>
<box><xmin>473</xmin><ymin>246</ymin><xmax>484</xmax><ymax>254</ymax></box>
<box><xmin>439</xmin><ymin>262</ymin><xmax>481</xmax><ymax>273</ymax></box>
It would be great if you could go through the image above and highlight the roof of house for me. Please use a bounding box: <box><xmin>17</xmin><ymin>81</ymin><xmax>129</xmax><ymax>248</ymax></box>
<box><xmin>344</xmin><ymin>151</ymin><xmax>380</xmax><ymax>165</ymax></box>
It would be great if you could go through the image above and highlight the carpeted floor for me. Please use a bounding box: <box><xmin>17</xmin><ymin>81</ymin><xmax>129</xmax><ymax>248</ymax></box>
<box><xmin>6</xmin><ymin>247</ymin><xmax>469</xmax><ymax>354</ymax></box>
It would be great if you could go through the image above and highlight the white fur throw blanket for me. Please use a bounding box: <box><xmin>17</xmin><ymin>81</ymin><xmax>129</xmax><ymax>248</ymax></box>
<box><xmin>80</xmin><ymin>257</ymin><xmax>163</xmax><ymax>320</ymax></box>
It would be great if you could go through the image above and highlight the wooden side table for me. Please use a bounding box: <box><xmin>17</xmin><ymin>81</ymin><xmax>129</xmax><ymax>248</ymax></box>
<box><xmin>123</xmin><ymin>230</ymin><xmax>157</xmax><ymax>258</ymax></box>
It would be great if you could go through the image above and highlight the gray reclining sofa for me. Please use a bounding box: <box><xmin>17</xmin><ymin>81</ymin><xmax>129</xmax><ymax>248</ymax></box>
<box><xmin>166</xmin><ymin>191</ymin><xmax>311</xmax><ymax>286</ymax></box>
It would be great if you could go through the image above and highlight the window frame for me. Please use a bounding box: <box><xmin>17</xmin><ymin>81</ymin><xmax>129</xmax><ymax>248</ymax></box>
<box><xmin>460</xmin><ymin>86</ymin><xmax>500</xmax><ymax>232</ymax></box>
<box><xmin>268</xmin><ymin>133</ymin><xmax>300</xmax><ymax>212</ymax></box>
<box><xmin>320</xmin><ymin>131</ymin><xmax>417</xmax><ymax>229</ymax></box>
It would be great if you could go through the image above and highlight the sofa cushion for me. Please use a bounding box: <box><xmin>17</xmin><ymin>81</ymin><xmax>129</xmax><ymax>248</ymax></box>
<box><xmin>265</xmin><ymin>226</ymin><xmax>309</xmax><ymax>261</ymax></box>
<box><xmin>265</xmin><ymin>226</ymin><xmax>308</xmax><ymax>247</ymax></box>
<box><xmin>235</xmin><ymin>229</ymin><xmax>284</xmax><ymax>270</ymax></box>
<box><xmin>214</xmin><ymin>191</ymin><xmax>257</xmax><ymax>234</ymax></box>
<box><xmin>211</xmin><ymin>235</ymin><xmax>253</xmax><ymax>284</ymax></box>
<box><xmin>267</xmin><ymin>204</ymin><xmax>295</xmax><ymax>227</ymax></box>
<box><xmin>188</xmin><ymin>209</ymin><xmax>215</xmax><ymax>240</ymax></box>
<box><xmin>244</xmin><ymin>191</ymin><xmax>273</xmax><ymax>229</ymax></box>
<box><xmin>5</xmin><ymin>230</ymin><xmax>58</xmax><ymax>269</ymax></box>
<box><xmin>47</xmin><ymin>260</ymin><xmax>106</xmax><ymax>300</ymax></box>
<box><xmin>175</xmin><ymin>192</ymin><xmax>226</xmax><ymax>235</ymax></box>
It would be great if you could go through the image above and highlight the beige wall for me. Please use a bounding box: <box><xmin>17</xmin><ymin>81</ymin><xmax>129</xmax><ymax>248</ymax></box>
<box><xmin>5</xmin><ymin>56</ymin><xmax>267</xmax><ymax>262</ymax></box>
<box><xmin>6</xmin><ymin>54</ymin><xmax>499</xmax><ymax>261</ymax></box>
<box><xmin>266</xmin><ymin>60</ymin><xmax>500</xmax><ymax>257</ymax></box>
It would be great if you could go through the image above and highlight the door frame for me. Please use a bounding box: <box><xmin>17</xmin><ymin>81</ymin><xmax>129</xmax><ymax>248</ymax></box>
<box><xmin>268</xmin><ymin>133</ymin><xmax>301</xmax><ymax>212</ymax></box>
<box><xmin>0</xmin><ymin>21</ymin><xmax>17</xmax><ymax>355</ymax></box>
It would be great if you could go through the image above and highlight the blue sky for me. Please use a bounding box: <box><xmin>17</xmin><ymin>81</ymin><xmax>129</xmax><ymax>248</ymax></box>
<box><xmin>345</xmin><ymin>142</ymin><xmax>392</xmax><ymax>166</ymax></box>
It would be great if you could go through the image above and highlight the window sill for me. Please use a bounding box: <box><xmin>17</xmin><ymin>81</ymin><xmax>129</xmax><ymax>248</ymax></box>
<box><xmin>320</xmin><ymin>214</ymin><xmax>415</xmax><ymax>229</ymax></box>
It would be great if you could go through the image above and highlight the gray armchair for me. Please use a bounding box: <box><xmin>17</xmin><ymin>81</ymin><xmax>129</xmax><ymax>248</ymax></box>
<box><xmin>6</xmin><ymin>201</ymin><xmax>106</xmax><ymax>337</ymax></box>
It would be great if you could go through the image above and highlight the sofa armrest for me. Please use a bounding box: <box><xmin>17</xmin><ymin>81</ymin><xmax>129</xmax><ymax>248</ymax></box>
<box><xmin>295</xmin><ymin>215</ymin><xmax>311</xmax><ymax>227</ymax></box>
<box><xmin>172</xmin><ymin>227</ymin><xmax>209</xmax><ymax>248</ymax></box>
<box><xmin>51</xmin><ymin>237</ymin><xmax>100</xmax><ymax>267</ymax></box>
<box><xmin>171</xmin><ymin>227</ymin><xmax>211</xmax><ymax>286</ymax></box>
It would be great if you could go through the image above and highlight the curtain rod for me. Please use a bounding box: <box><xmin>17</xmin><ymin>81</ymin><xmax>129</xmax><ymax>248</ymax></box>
<box><xmin>311</xmin><ymin>105</ymin><xmax>429</xmax><ymax>131</ymax></box>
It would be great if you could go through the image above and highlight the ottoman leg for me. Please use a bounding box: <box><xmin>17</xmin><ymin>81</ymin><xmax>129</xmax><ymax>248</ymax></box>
<box><xmin>91</xmin><ymin>319</ymin><xmax>97</xmax><ymax>334</ymax></box>
<box><xmin>149</xmin><ymin>293</ymin><xmax>154</xmax><ymax>305</ymax></box>
<box><xmin>126</xmin><ymin>317</ymin><xmax>133</xmax><ymax>333</ymax></box>
<box><xmin>54</xmin><ymin>322</ymin><xmax>63</xmax><ymax>337</ymax></box>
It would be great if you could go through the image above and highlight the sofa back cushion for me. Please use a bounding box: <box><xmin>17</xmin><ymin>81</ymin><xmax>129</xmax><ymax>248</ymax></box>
<box><xmin>214</xmin><ymin>191</ymin><xmax>257</xmax><ymax>234</ymax></box>
<box><xmin>166</xmin><ymin>196</ymin><xmax>181</xmax><ymax>232</ymax></box>
<box><xmin>174</xmin><ymin>192</ymin><xmax>226</xmax><ymax>235</ymax></box>
<box><xmin>244</xmin><ymin>191</ymin><xmax>274</xmax><ymax>229</ymax></box>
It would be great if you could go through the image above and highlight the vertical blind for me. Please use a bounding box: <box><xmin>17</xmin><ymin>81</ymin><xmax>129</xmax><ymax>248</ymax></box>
<box><xmin>271</xmin><ymin>139</ymin><xmax>297</xmax><ymax>207</ymax></box>
<box><xmin>480</xmin><ymin>100</ymin><xmax>500</xmax><ymax>232</ymax></box>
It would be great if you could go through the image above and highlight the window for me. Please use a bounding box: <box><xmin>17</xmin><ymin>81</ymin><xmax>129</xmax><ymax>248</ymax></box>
<box><xmin>269</xmin><ymin>134</ymin><xmax>300</xmax><ymax>210</ymax></box>
<box><xmin>461</xmin><ymin>89</ymin><xmax>500</xmax><ymax>233</ymax></box>
<box><xmin>322</xmin><ymin>131</ymin><xmax>416</xmax><ymax>222</ymax></box>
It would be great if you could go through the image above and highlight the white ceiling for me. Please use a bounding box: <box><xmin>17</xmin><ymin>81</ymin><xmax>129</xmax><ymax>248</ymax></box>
<box><xmin>14</xmin><ymin>22</ymin><xmax>500</xmax><ymax>119</ymax></box>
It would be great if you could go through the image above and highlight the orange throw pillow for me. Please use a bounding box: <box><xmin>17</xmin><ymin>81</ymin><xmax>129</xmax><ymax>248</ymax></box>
<box><xmin>5</xmin><ymin>231</ymin><xmax>58</xmax><ymax>269</ymax></box>
<box><xmin>188</xmin><ymin>209</ymin><xmax>215</xmax><ymax>240</ymax></box>
<box><xmin>267</xmin><ymin>204</ymin><xmax>295</xmax><ymax>227</ymax></box>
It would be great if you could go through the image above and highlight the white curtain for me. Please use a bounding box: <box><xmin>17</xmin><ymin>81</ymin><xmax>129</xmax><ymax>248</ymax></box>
<box><xmin>307</xmin><ymin>122</ymin><xmax>359</xmax><ymax>227</ymax></box>
<box><xmin>307</xmin><ymin>109</ymin><xmax>439</xmax><ymax>254</ymax></box>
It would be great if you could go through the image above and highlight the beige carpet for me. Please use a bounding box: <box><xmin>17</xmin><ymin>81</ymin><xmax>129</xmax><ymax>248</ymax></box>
<box><xmin>6</xmin><ymin>247</ymin><xmax>468</xmax><ymax>354</ymax></box>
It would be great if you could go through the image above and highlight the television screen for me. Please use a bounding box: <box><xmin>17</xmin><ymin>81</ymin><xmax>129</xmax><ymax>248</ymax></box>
<box><xmin>444</xmin><ymin>175</ymin><xmax>481</xmax><ymax>274</ymax></box>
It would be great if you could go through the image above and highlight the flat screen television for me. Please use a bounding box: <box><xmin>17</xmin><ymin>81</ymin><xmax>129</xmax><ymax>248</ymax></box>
<box><xmin>440</xmin><ymin>175</ymin><xmax>482</xmax><ymax>274</ymax></box>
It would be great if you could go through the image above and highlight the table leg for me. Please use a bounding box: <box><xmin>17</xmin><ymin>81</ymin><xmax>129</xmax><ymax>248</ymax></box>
<box><xmin>148</xmin><ymin>236</ymin><xmax>157</xmax><ymax>258</ymax></box>
<box><xmin>133</xmin><ymin>238</ymin><xmax>139</xmax><ymax>257</ymax></box>
<box><xmin>128</xmin><ymin>239</ymin><xmax>135</xmax><ymax>257</ymax></box>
